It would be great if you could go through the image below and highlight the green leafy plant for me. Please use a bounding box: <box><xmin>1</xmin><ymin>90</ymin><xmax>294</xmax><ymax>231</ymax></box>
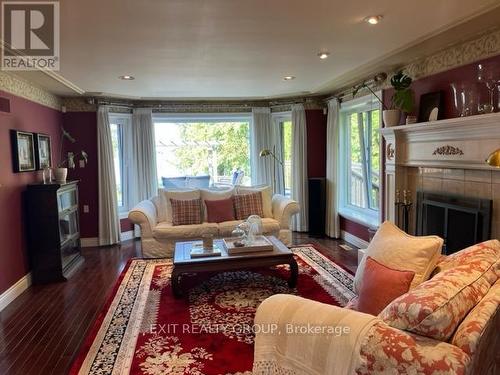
<box><xmin>390</xmin><ymin>71</ymin><xmax>413</xmax><ymax>113</ymax></box>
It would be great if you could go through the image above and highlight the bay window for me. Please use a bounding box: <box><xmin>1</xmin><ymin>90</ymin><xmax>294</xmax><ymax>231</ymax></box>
<box><xmin>153</xmin><ymin>114</ymin><xmax>252</xmax><ymax>188</ymax></box>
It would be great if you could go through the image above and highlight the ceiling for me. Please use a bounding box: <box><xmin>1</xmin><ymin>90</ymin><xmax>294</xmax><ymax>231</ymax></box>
<box><xmin>11</xmin><ymin>0</ymin><xmax>500</xmax><ymax>100</ymax></box>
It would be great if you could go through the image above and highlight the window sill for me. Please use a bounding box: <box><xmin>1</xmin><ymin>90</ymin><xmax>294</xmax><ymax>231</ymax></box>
<box><xmin>338</xmin><ymin>207</ymin><xmax>379</xmax><ymax>229</ymax></box>
<box><xmin>119</xmin><ymin>211</ymin><xmax>130</xmax><ymax>220</ymax></box>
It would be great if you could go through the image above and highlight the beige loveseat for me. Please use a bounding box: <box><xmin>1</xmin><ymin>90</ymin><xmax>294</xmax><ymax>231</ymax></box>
<box><xmin>128</xmin><ymin>186</ymin><xmax>300</xmax><ymax>258</ymax></box>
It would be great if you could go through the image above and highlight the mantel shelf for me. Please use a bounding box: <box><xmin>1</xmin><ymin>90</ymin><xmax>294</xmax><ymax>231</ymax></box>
<box><xmin>380</xmin><ymin>112</ymin><xmax>500</xmax><ymax>172</ymax></box>
<box><xmin>380</xmin><ymin>112</ymin><xmax>500</xmax><ymax>139</ymax></box>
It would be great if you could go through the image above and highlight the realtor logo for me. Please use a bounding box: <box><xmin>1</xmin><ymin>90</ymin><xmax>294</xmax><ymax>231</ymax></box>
<box><xmin>2</xmin><ymin>1</ymin><xmax>60</xmax><ymax>70</ymax></box>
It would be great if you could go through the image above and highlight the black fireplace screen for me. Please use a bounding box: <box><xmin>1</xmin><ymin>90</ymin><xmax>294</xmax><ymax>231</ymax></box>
<box><xmin>416</xmin><ymin>191</ymin><xmax>492</xmax><ymax>255</ymax></box>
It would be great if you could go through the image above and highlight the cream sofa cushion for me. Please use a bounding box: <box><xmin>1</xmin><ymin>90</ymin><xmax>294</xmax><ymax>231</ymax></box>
<box><xmin>354</xmin><ymin>221</ymin><xmax>443</xmax><ymax>293</ymax></box>
<box><xmin>158</xmin><ymin>189</ymin><xmax>201</xmax><ymax>224</ymax></box>
<box><xmin>200</xmin><ymin>187</ymin><xmax>234</xmax><ymax>221</ymax></box>
<box><xmin>236</xmin><ymin>185</ymin><xmax>273</xmax><ymax>218</ymax></box>
<box><xmin>153</xmin><ymin>221</ymin><xmax>218</xmax><ymax>239</ymax></box>
<box><xmin>217</xmin><ymin>218</ymin><xmax>280</xmax><ymax>237</ymax></box>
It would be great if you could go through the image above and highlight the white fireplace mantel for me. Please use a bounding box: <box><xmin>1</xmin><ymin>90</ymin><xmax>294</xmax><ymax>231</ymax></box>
<box><xmin>381</xmin><ymin>112</ymin><xmax>500</xmax><ymax>171</ymax></box>
<box><xmin>380</xmin><ymin>112</ymin><xmax>500</xmax><ymax>225</ymax></box>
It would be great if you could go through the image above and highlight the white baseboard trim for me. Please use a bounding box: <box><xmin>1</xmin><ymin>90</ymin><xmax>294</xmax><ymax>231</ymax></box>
<box><xmin>340</xmin><ymin>230</ymin><xmax>369</xmax><ymax>249</ymax></box>
<box><xmin>120</xmin><ymin>230</ymin><xmax>135</xmax><ymax>242</ymax></box>
<box><xmin>0</xmin><ymin>273</ymin><xmax>32</xmax><ymax>312</ymax></box>
<box><xmin>81</xmin><ymin>237</ymin><xmax>99</xmax><ymax>247</ymax></box>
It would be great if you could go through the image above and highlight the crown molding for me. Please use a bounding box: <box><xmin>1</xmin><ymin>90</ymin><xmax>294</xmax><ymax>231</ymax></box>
<box><xmin>402</xmin><ymin>28</ymin><xmax>500</xmax><ymax>81</ymax></box>
<box><xmin>337</xmin><ymin>27</ymin><xmax>500</xmax><ymax>99</ymax></box>
<box><xmin>0</xmin><ymin>71</ymin><xmax>62</xmax><ymax>110</ymax></box>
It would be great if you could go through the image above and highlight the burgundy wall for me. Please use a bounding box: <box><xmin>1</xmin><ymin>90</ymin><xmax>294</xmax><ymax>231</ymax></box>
<box><xmin>340</xmin><ymin>216</ymin><xmax>370</xmax><ymax>242</ymax></box>
<box><xmin>383</xmin><ymin>54</ymin><xmax>500</xmax><ymax>124</ymax></box>
<box><xmin>0</xmin><ymin>91</ymin><xmax>62</xmax><ymax>294</ymax></box>
<box><xmin>62</xmin><ymin>111</ymin><xmax>132</xmax><ymax>238</ymax></box>
<box><xmin>62</xmin><ymin>112</ymin><xmax>99</xmax><ymax>238</ymax></box>
<box><xmin>305</xmin><ymin>109</ymin><xmax>327</xmax><ymax>178</ymax></box>
<box><xmin>121</xmin><ymin>218</ymin><xmax>134</xmax><ymax>232</ymax></box>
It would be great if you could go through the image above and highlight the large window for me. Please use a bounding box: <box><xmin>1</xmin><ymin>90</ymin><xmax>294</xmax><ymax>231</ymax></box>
<box><xmin>109</xmin><ymin>114</ymin><xmax>131</xmax><ymax>213</ymax></box>
<box><xmin>339</xmin><ymin>95</ymin><xmax>381</xmax><ymax>226</ymax></box>
<box><xmin>273</xmin><ymin>114</ymin><xmax>292</xmax><ymax>196</ymax></box>
<box><xmin>154</xmin><ymin>115</ymin><xmax>252</xmax><ymax>187</ymax></box>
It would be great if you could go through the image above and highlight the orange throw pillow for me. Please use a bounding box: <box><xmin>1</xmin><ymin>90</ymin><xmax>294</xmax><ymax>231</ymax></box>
<box><xmin>356</xmin><ymin>256</ymin><xmax>415</xmax><ymax>316</ymax></box>
<box><xmin>205</xmin><ymin>198</ymin><xmax>235</xmax><ymax>223</ymax></box>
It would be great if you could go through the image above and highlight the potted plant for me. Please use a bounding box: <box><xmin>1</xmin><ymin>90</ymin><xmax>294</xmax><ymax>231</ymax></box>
<box><xmin>383</xmin><ymin>71</ymin><xmax>414</xmax><ymax>127</ymax></box>
<box><xmin>54</xmin><ymin>127</ymin><xmax>88</xmax><ymax>183</ymax></box>
<box><xmin>352</xmin><ymin>71</ymin><xmax>414</xmax><ymax>127</ymax></box>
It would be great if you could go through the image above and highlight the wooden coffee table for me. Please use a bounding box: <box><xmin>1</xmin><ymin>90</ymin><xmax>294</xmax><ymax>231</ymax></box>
<box><xmin>171</xmin><ymin>236</ymin><xmax>298</xmax><ymax>298</ymax></box>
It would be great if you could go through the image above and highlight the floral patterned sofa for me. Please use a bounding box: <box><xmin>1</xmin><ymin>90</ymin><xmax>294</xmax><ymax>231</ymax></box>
<box><xmin>253</xmin><ymin>240</ymin><xmax>500</xmax><ymax>375</ymax></box>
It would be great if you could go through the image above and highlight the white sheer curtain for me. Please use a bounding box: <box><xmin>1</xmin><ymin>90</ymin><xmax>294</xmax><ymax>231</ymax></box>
<box><xmin>291</xmin><ymin>104</ymin><xmax>308</xmax><ymax>232</ymax></box>
<box><xmin>325</xmin><ymin>98</ymin><xmax>340</xmax><ymax>238</ymax></box>
<box><xmin>131</xmin><ymin>108</ymin><xmax>158</xmax><ymax>206</ymax></box>
<box><xmin>97</xmin><ymin>106</ymin><xmax>121</xmax><ymax>245</ymax></box>
<box><xmin>250</xmin><ymin>107</ymin><xmax>274</xmax><ymax>187</ymax></box>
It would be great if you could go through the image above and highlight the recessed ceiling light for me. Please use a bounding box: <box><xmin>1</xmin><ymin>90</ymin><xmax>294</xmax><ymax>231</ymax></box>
<box><xmin>119</xmin><ymin>75</ymin><xmax>135</xmax><ymax>80</ymax></box>
<box><xmin>364</xmin><ymin>15</ymin><xmax>383</xmax><ymax>25</ymax></box>
<box><xmin>317</xmin><ymin>51</ymin><xmax>330</xmax><ymax>59</ymax></box>
<box><xmin>283</xmin><ymin>76</ymin><xmax>295</xmax><ymax>81</ymax></box>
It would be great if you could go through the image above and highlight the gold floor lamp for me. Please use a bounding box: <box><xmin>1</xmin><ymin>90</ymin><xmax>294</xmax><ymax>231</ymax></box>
<box><xmin>259</xmin><ymin>146</ymin><xmax>283</xmax><ymax>191</ymax></box>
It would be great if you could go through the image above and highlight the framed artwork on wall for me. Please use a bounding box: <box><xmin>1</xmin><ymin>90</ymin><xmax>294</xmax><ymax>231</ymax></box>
<box><xmin>35</xmin><ymin>133</ymin><xmax>52</xmax><ymax>169</ymax></box>
<box><xmin>11</xmin><ymin>130</ymin><xmax>36</xmax><ymax>172</ymax></box>
<box><xmin>418</xmin><ymin>91</ymin><xmax>444</xmax><ymax>123</ymax></box>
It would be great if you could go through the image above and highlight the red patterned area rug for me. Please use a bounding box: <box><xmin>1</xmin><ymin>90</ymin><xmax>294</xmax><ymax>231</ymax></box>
<box><xmin>70</xmin><ymin>245</ymin><xmax>355</xmax><ymax>375</ymax></box>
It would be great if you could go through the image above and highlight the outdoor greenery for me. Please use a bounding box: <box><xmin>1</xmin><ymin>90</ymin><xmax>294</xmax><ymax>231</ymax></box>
<box><xmin>282</xmin><ymin>120</ymin><xmax>292</xmax><ymax>193</ymax></box>
<box><xmin>347</xmin><ymin>109</ymin><xmax>380</xmax><ymax>209</ymax></box>
<box><xmin>174</xmin><ymin>122</ymin><xmax>250</xmax><ymax>178</ymax></box>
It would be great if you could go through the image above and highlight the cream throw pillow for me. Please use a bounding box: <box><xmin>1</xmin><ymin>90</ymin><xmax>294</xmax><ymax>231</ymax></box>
<box><xmin>200</xmin><ymin>187</ymin><xmax>234</xmax><ymax>222</ymax></box>
<box><xmin>236</xmin><ymin>185</ymin><xmax>273</xmax><ymax>218</ymax></box>
<box><xmin>158</xmin><ymin>189</ymin><xmax>201</xmax><ymax>224</ymax></box>
<box><xmin>354</xmin><ymin>221</ymin><xmax>443</xmax><ymax>293</ymax></box>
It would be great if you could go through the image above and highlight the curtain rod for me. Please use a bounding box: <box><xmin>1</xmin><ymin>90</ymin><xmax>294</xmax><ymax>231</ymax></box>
<box><xmin>324</xmin><ymin>72</ymin><xmax>387</xmax><ymax>103</ymax></box>
<box><xmin>90</xmin><ymin>97</ymin><xmax>323</xmax><ymax>110</ymax></box>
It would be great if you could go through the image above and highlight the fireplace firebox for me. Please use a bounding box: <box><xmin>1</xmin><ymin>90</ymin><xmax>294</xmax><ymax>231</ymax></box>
<box><xmin>416</xmin><ymin>191</ymin><xmax>492</xmax><ymax>255</ymax></box>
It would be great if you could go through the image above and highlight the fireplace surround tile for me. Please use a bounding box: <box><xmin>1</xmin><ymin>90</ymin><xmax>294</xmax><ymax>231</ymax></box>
<box><xmin>423</xmin><ymin>177</ymin><xmax>443</xmax><ymax>192</ymax></box>
<box><xmin>443</xmin><ymin>168</ymin><xmax>465</xmax><ymax>181</ymax></box>
<box><xmin>465</xmin><ymin>170</ymin><xmax>492</xmax><ymax>183</ymax></box>
<box><xmin>463</xmin><ymin>181</ymin><xmax>492</xmax><ymax>199</ymax></box>
<box><xmin>442</xmin><ymin>180</ymin><xmax>465</xmax><ymax>196</ymax></box>
<box><xmin>492</xmin><ymin>171</ymin><xmax>500</xmax><ymax>184</ymax></box>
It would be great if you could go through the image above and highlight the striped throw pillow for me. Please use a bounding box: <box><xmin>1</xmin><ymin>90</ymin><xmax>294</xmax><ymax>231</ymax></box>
<box><xmin>233</xmin><ymin>192</ymin><xmax>264</xmax><ymax>220</ymax></box>
<box><xmin>170</xmin><ymin>198</ymin><xmax>202</xmax><ymax>226</ymax></box>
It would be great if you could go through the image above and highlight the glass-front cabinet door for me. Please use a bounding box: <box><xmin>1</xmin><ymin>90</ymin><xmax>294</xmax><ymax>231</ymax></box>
<box><xmin>58</xmin><ymin>187</ymin><xmax>78</xmax><ymax>212</ymax></box>
<box><xmin>59</xmin><ymin>210</ymin><xmax>79</xmax><ymax>244</ymax></box>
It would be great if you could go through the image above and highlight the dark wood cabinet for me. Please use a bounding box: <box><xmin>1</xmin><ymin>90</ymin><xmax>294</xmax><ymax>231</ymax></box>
<box><xmin>26</xmin><ymin>180</ymin><xmax>84</xmax><ymax>283</ymax></box>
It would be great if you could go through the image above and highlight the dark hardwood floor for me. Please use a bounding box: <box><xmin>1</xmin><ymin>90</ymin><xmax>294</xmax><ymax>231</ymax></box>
<box><xmin>0</xmin><ymin>234</ymin><xmax>357</xmax><ymax>375</ymax></box>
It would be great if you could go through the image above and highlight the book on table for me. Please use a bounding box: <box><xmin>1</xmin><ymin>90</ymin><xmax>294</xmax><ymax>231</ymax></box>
<box><xmin>189</xmin><ymin>242</ymin><xmax>223</xmax><ymax>258</ymax></box>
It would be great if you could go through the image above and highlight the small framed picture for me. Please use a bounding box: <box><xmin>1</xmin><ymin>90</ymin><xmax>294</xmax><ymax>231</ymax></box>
<box><xmin>11</xmin><ymin>130</ymin><xmax>36</xmax><ymax>172</ymax></box>
<box><xmin>35</xmin><ymin>133</ymin><xmax>52</xmax><ymax>169</ymax></box>
<box><xmin>418</xmin><ymin>91</ymin><xmax>443</xmax><ymax>123</ymax></box>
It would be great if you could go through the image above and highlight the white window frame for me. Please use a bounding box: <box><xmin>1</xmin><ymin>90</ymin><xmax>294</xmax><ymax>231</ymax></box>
<box><xmin>272</xmin><ymin>112</ymin><xmax>292</xmax><ymax>196</ymax></box>
<box><xmin>109</xmin><ymin>113</ymin><xmax>132</xmax><ymax>217</ymax></box>
<box><xmin>152</xmin><ymin>113</ymin><xmax>253</xmax><ymax>187</ymax></box>
<box><xmin>338</xmin><ymin>93</ymin><xmax>382</xmax><ymax>228</ymax></box>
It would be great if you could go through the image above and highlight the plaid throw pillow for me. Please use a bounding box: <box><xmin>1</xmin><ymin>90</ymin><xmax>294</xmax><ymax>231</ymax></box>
<box><xmin>233</xmin><ymin>192</ymin><xmax>264</xmax><ymax>220</ymax></box>
<box><xmin>170</xmin><ymin>198</ymin><xmax>202</xmax><ymax>226</ymax></box>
